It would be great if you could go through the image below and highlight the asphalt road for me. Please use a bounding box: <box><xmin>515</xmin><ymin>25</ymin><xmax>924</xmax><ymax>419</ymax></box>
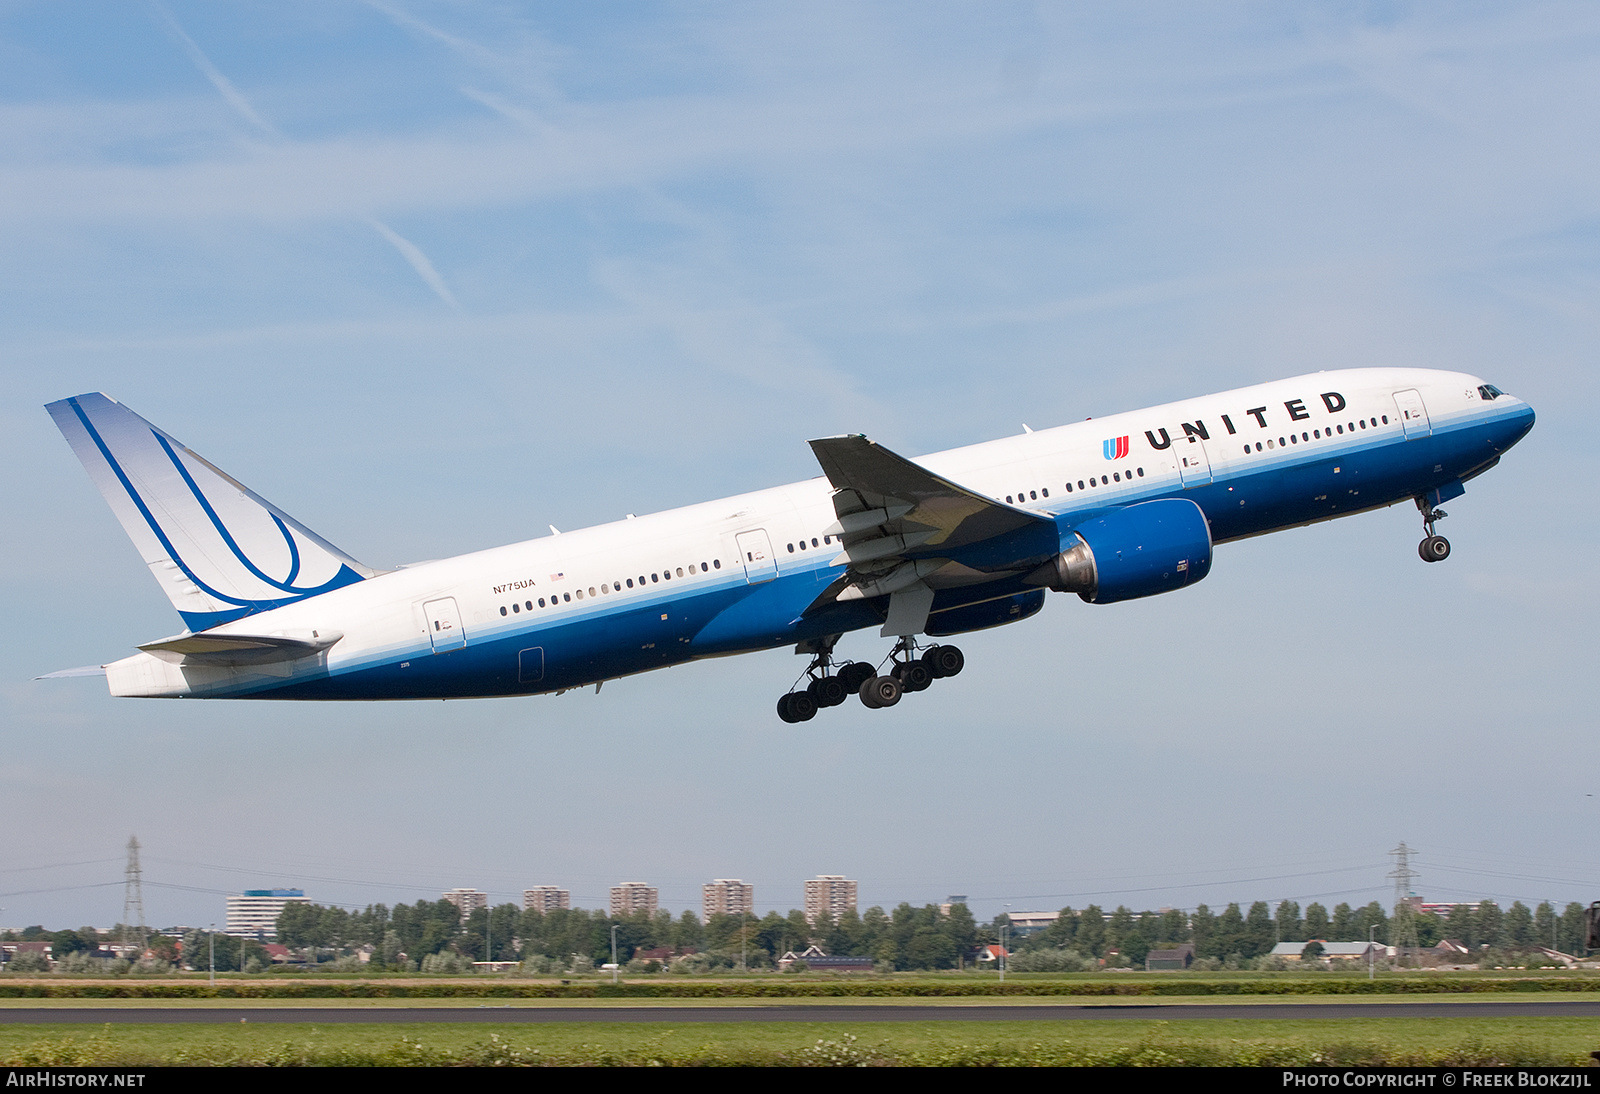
<box><xmin>3</xmin><ymin>1001</ymin><xmax>1600</xmax><ymax>1023</ymax></box>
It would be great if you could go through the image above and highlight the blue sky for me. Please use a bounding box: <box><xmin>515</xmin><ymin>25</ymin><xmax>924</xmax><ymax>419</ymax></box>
<box><xmin>3</xmin><ymin>2</ymin><xmax>1598</xmax><ymax>931</ymax></box>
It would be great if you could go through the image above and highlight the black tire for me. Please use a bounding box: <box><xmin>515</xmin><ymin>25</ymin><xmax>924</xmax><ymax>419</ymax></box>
<box><xmin>839</xmin><ymin>661</ymin><xmax>876</xmax><ymax>693</ymax></box>
<box><xmin>1419</xmin><ymin>535</ymin><xmax>1451</xmax><ymax>563</ymax></box>
<box><xmin>898</xmin><ymin>661</ymin><xmax>932</xmax><ymax>692</ymax></box>
<box><xmin>789</xmin><ymin>692</ymin><xmax>818</xmax><ymax>721</ymax></box>
<box><xmin>925</xmin><ymin>645</ymin><xmax>964</xmax><ymax>678</ymax></box>
<box><xmin>814</xmin><ymin>676</ymin><xmax>849</xmax><ymax>707</ymax></box>
<box><xmin>860</xmin><ymin>675</ymin><xmax>902</xmax><ymax>708</ymax></box>
<box><xmin>777</xmin><ymin>694</ymin><xmax>799</xmax><ymax>723</ymax></box>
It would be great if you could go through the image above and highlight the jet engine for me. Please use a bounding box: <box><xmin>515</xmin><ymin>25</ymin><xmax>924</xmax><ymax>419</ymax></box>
<box><xmin>1031</xmin><ymin>498</ymin><xmax>1213</xmax><ymax>604</ymax></box>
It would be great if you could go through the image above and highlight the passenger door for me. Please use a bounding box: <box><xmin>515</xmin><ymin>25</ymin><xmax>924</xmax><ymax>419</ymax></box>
<box><xmin>423</xmin><ymin>597</ymin><xmax>466</xmax><ymax>653</ymax></box>
<box><xmin>1393</xmin><ymin>389</ymin><xmax>1431</xmax><ymax>439</ymax></box>
<box><xmin>735</xmin><ymin>529</ymin><xmax>778</xmax><ymax>584</ymax></box>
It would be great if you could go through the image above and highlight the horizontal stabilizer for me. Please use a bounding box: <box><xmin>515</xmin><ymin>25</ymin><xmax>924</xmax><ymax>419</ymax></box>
<box><xmin>137</xmin><ymin>630</ymin><xmax>343</xmax><ymax>666</ymax></box>
<box><xmin>46</xmin><ymin>394</ymin><xmax>377</xmax><ymax>631</ymax></box>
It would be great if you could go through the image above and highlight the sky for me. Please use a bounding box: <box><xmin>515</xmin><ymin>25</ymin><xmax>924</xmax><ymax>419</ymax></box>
<box><xmin>3</xmin><ymin>1</ymin><xmax>1598</xmax><ymax>932</ymax></box>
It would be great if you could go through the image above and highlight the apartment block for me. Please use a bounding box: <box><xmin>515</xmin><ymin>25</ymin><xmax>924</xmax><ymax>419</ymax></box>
<box><xmin>610</xmin><ymin>882</ymin><xmax>659</xmax><ymax>917</ymax></box>
<box><xmin>523</xmin><ymin>886</ymin><xmax>571</xmax><ymax>913</ymax></box>
<box><xmin>442</xmin><ymin>888</ymin><xmax>488</xmax><ymax>915</ymax></box>
<box><xmin>702</xmin><ymin>879</ymin><xmax>755</xmax><ymax>920</ymax></box>
<box><xmin>803</xmin><ymin>875</ymin><xmax>857</xmax><ymax>924</ymax></box>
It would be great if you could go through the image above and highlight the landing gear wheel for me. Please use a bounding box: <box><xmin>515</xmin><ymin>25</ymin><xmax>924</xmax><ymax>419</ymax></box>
<box><xmin>859</xmin><ymin>675</ymin><xmax>902</xmax><ymax>709</ymax></box>
<box><xmin>892</xmin><ymin>661</ymin><xmax>933</xmax><ymax>692</ymax></box>
<box><xmin>838</xmin><ymin>661</ymin><xmax>876</xmax><ymax>694</ymax></box>
<box><xmin>922</xmin><ymin>645</ymin><xmax>964</xmax><ymax>678</ymax></box>
<box><xmin>777</xmin><ymin>692</ymin><xmax>818</xmax><ymax>722</ymax></box>
<box><xmin>808</xmin><ymin>676</ymin><xmax>849</xmax><ymax>708</ymax></box>
<box><xmin>1419</xmin><ymin>535</ymin><xmax>1451</xmax><ymax>563</ymax></box>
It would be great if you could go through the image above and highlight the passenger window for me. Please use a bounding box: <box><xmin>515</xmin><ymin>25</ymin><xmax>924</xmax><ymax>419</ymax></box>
<box><xmin>1066</xmin><ymin>482</ymin><xmax>1073</xmax><ymax>492</ymax></box>
<box><xmin>1041</xmin><ymin>488</ymin><xmax>1049</xmax><ymax>497</ymax></box>
<box><xmin>798</xmin><ymin>540</ymin><xmax>806</xmax><ymax>550</ymax></box>
<box><xmin>1101</xmin><ymin>476</ymin><xmax>1108</xmax><ymax>485</ymax></box>
<box><xmin>810</xmin><ymin>539</ymin><xmax>818</xmax><ymax>548</ymax></box>
<box><xmin>1113</xmin><ymin>472</ymin><xmax>1120</xmax><ymax>482</ymax></box>
<box><xmin>1030</xmin><ymin>490</ymin><xmax>1037</xmax><ymax>500</ymax></box>
<box><xmin>601</xmin><ymin>584</ymin><xmax>609</xmax><ymax>594</ymax></box>
<box><xmin>1078</xmin><ymin>480</ymin><xmax>1085</xmax><ymax>489</ymax></box>
<box><xmin>714</xmin><ymin>559</ymin><xmax>722</xmax><ymax>568</ymax></box>
<box><xmin>500</xmin><ymin>606</ymin><xmax>507</xmax><ymax>616</ymax></box>
<box><xmin>539</xmin><ymin>598</ymin><xmax>546</xmax><ymax>607</ymax></box>
<box><xmin>525</xmin><ymin>601</ymin><xmax>532</xmax><ymax>611</ymax></box>
<box><xmin>1137</xmin><ymin>468</ymin><xmax>1144</xmax><ymax>477</ymax></box>
<box><xmin>513</xmin><ymin>602</ymin><xmax>520</xmax><ymax>612</ymax></box>
<box><xmin>651</xmin><ymin>574</ymin><xmax>658</xmax><ymax>583</ymax></box>
<box><xmin>787</xmin><ymin>543</ymin><xmax>795</xmax><ymax>553</ymax></box>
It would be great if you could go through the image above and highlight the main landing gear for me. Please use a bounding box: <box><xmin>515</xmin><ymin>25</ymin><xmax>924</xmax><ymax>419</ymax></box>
<box><xmin>1415</xmin><ymin>497</ymin><xmax>1451</xmax><ymax>563</ymax></box>
<box><xmin>775</xmin><ymin>639</ymin><xmax>966</xmax><ymax>722</ymax></box>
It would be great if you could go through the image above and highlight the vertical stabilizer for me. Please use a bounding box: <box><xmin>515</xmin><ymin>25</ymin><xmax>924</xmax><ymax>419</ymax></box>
<box><xmin>47</xmin><ymin>393</ymin><xmax>375</xmax><ymax>631</ymax></box>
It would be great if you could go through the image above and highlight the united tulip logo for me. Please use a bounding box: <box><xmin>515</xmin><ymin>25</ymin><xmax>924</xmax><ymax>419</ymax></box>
<box><xmin>1102</xmin><ymin>436</ymin><xmax>1129</xmax><ymax>460</ymax></box>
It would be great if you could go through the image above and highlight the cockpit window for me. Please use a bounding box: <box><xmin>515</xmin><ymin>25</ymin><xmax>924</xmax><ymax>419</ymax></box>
<box><xmin>1478</xmin><ymin>384</ymin><xmax>1504</xmax><ymax>400</ymax></box>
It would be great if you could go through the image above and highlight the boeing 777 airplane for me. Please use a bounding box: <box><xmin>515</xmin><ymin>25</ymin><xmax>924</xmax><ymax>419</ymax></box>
<box><xmin>44</xmin><ymin>368</ymin><xmax>1533</xmax><ymax>720</ymax></box>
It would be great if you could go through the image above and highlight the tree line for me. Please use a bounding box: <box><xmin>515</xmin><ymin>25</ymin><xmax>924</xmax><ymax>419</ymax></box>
<box><xmin>266</xmin><ymin>896</ymin><xmax>1590</xmax><ymax>971</ymax></box>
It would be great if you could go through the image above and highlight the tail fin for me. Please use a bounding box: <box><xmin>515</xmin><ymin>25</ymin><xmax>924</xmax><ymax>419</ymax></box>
<box><xmin>47</xmin><ymin>393</ymin><xmax>376</xmax><ymax>631</ymax></box>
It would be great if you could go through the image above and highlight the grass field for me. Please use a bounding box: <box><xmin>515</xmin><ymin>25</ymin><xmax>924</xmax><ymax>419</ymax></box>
<box><xmin>2</xmin><ymin>1015</ymin><xmax>1598</xmax><ymax>1065</ymax></box>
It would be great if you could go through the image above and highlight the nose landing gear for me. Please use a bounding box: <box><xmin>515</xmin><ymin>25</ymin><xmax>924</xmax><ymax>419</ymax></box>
<box><xmin>1415</xmin><ymin>497</ymin><xmax>1450</xmax><ymax>563</ymax></box>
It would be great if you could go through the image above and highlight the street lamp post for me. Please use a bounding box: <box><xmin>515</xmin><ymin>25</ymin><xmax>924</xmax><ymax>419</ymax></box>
<box><xmin>209</xmin><ymin>925</ymin><xmax>216</xmax><ymax>985</ymax></box>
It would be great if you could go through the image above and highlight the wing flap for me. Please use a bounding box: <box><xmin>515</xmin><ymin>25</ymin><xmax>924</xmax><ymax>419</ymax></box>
<box><xmin>804</xmin><ymin>435</ymin><xmax>1061</xmax><ymax>631</ymax></box>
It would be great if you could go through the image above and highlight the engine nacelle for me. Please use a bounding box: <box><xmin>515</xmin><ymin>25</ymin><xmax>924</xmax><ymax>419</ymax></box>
<box><xmin>1032</xmin><ymin>499</ymin><xmax>1212</xmax><ymax>604</ymax></box>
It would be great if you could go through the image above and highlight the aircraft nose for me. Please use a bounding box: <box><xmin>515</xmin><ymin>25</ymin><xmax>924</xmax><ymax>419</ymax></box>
<box><xmin>1498</xmin><ymin>402</ymin><xmax>1535</xmax><ymax>451</ymax></box>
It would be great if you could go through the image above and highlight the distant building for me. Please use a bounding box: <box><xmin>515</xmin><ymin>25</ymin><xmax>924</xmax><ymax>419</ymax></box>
<box><xmin>939</xmin><ymin>895</ymin><xmax>969</xmax><ymax>916</ymax></box>
<box><xmin>611</xmin><ymin>883</ymin><xmax>658</xmax><ymax>917</ymax></box>
<box><xmin>1270</xmin><ymin>941</ymin><xmax>1385</xmax><ymax>962</ymax></box>
<box><xmin>1145</xmin><ymin>944</ymin><xmax>1196</xmax><ymax>971</ymax></box>
<box><xmin>523</xmin><ymin>886</ymin><xmax>570</xmax><ymax>913</ymax></box>
<box><xmin>225</xmin><ymin>889</ymin><xmax>310</xmax><ymax>939</ymax></box>
<box><xmin>442</xmin><ymin>889</ymin><xmax>488</xmax><ymax>916</ymax></box>
<box><xmin>1003</xmin><ymin>911</ymin><xmax>1059</xmax><ymax>936</ymax></box>
<box><xmin>804</xmin><ymin>875</ymin><xmax>857</xmax><ymax>924</ymax></box>
<box><xmin>778</xmin><ymin>944</ymin><xmax>873</xmax><ymax>972</ymax></box>
<box><xmin>703</xmin><ymin>879</ymin><xmax>754</xmax><ymax>920</ymax></box>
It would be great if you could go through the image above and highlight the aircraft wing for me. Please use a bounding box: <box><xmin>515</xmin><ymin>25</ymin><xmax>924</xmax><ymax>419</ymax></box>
<box><xmin>805</xmin><ymin>435</ymin><xmax>1060</xmax><ymax>628</ymax></box>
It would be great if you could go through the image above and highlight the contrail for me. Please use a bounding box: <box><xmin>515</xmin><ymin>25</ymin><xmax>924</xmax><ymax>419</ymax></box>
<box><xmin>148</xmin><ymin>1</ymin><xmax>278</xmax><ymax>140</ymax></box>
<box><xmin>148</xmin><ymin>1</ymin><xmax>462</xmax><ymax>310</ymax></box>
<box><xmin>367</xmin><ymin>219</ymin><xmax>461</xmax><ymax>310</ymax></box>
